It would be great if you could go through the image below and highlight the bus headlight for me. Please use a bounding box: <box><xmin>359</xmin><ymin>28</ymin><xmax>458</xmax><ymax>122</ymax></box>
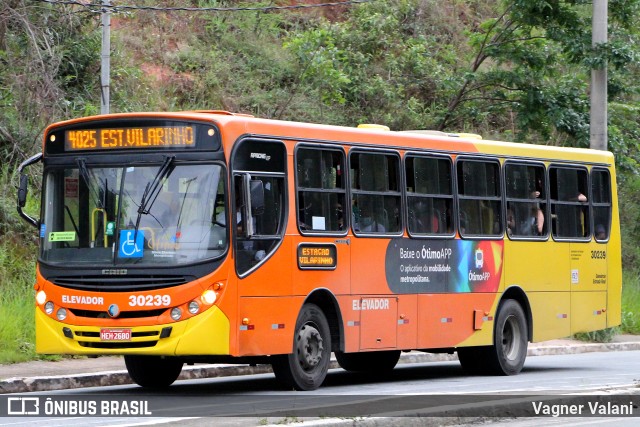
<box><xmin>188</xmin><ymin>301</ymin><xmax>200</xmax><ymax>315</ymax></box>
<box><xmin>36</xmin><ymin>290</ymin><xmax>47</xmax><ymax>305</ymax></box>
<box><xmin>201</xmin><ymin>289</ymin><xmax>217</xmax><ymax>305</ymax></box>
<box><xmin>45</xmin><ymin>301</ymin><xmax>54</xmax><ymax>315</ymax></box>
<box><xmin>170</xmin><ymin>307</ymin><xmax>182</xmax><ymax>321</ymax></box>
<box><xmin>56</xmin><ymin>308</ymin><xmax>67</xmax><ymax>321</ymax></box>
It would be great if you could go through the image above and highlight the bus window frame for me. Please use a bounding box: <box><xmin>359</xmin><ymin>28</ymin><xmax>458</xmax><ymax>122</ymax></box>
<box><xmin>403</xmin><ymin>152</ymin><xmax>456</xmax><ymax>240</ymax></box>
<box><xmin>348</xmin><ymin>147</ymin><xmax>404</xmax><ymax>238</ymax></box>
<box><xmin>455</xmin><ymin>155</ymin><xmax>504</xmax><ymax>240</ymax></box>
<box><xmin>549</xmin><ymin>163</ymin><xmax>591</xmax><ymax>243</ymax></box>
<box><xmin>591</xmin><ymin>167</ymin><xmax>612</xmax><ymax>244</ymax></box>
<box><xmin>503</xmin><ymin>160</ymin><xmax>550</xmax><ymax>241</ymax></box>
<box><xmin>294</xmin><ymin>143</ymin><xmax>349</xmax><ymax>237</ymax></box>
<box><xmin>229</xmin><ymin>137</ymin><xmax>288</xmax><ymax>278</ymax></box>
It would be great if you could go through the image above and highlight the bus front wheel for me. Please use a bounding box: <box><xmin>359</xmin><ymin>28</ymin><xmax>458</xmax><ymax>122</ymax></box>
<box><xmin>271</xmin><ymin>303</ymin><xmax>331</xmax><ymax>391</ymax></box>
<box><xmin>458</xmin><ymin>299</ymin><xmax>528</xmax><ymax>375</ymax></box>
<box><xmin>124</xmin><ymin>355</ymin><xmax>183</xmax><ymax>388</ymax></box>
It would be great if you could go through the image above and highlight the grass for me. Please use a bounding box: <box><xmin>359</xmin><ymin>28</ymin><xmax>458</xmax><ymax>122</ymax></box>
<box><xmin>0</xmin><ymin>165</ymin><xmax>45</xmax><ymax>364</ymax></box>
<box><xmin>0</xmin><ymin>235</ymin><xmax>38</xmax><ymax>364</ymax></box>
<box><xmin>621</xmin><ymin>269</ymin><xmax>640</xmax><ymax>334</ymax></box>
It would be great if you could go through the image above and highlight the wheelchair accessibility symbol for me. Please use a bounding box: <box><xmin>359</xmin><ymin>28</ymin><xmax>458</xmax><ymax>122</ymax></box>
<box><xmin>118</xmin><ymin>230</ymin><xmax>144</xmax><ymax>258</ymax></box>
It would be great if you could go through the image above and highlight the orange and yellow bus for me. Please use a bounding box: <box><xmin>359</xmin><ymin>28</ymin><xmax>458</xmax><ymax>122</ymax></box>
<box><xmin>17</xmin><ymin>111</ymin><xmax>621</xmax><ymax>390</ymax></box>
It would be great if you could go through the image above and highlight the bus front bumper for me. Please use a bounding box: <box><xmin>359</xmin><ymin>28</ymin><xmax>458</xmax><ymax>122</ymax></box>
<box><xmin>35</xmin><ymin>305</ymin><xmax>230</xmax><ymax>356</ymax></box>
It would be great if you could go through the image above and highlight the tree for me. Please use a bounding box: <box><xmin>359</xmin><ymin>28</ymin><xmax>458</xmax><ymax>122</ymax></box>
<box><xmin>438</xmin><ymin>0</ymin><xmax>640</xmax><ymax>151</ymax></box>
<box><xmin>0</xmin><ymin>1</ymin><xmax>99</xmax><ymax>164</ymax></box>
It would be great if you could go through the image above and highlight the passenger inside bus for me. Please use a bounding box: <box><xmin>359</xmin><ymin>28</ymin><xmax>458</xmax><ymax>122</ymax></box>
<box><xmin>409</xmin><ymin>200</ymin><xmax>439</xmax><ymax>233</ymax></box>
<box><xmin>358</xmin><ymin>203</ymin><xmax>385</xmax><ymax>232</ymax></box>
<box><xmin>571</xmin><ymin>192</ymin><xmax>588</xmax><ymax>202</ymax></box>
<box><xmin>334</xmin><ymin>202</ymin><xmax>345</xmax><ymax>231</ymax></box>
<box><xmin>521</xmin><ymin>204</ymin><xmax>543</xmax><ymax>236</ymax></box>
<box><xmin>506</xmin><ymin>208</ymin><xmax>515</xmax><ymax>236</ymax></box>
<box><xmin>532</xmin><ymin>177</ymin><xmax>545</xmax><ymax>235</ymax></box>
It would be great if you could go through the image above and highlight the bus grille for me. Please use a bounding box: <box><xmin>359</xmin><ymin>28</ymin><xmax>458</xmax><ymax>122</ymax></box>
<box><xmin>50</xmin><ymin>275</ymin><xmax>190</xmax><ymax>291</ymax></box>
<box><xmin>69</xmin><ymin>327</ymin><xmax>171</xmax><ymax>349</ymax></box>
<box><xmin>78</xmin><ymin>341</ymin><xmax>158</xmax><ymax>349</ymax></box>
<box><xmin>68</xmin><ymin>308</ymin><xmax>166</xmax><ymax>319</ymax></box>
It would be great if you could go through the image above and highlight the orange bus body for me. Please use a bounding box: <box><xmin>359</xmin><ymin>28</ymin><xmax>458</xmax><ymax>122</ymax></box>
<box><xmin>26</xmin><ymin>111</ymin><xmax>621</xmax><ymax>389</ymax></box>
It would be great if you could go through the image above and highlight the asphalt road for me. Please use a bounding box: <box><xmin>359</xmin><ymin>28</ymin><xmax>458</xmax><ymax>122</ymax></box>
<box><xmin>2</xmin><ymin>350</ymin><xmax>640</xmax><ymax>426</ymax></box>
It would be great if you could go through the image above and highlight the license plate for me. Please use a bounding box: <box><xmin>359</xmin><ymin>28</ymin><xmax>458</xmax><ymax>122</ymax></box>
<box><xmin>100</xmin><ymin>328</ymin><xmax>132</xmax><ymax>341</ymax></box>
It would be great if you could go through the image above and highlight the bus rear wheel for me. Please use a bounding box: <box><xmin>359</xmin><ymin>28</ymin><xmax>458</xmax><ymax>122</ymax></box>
<box><xmin>492</xmin><ymin>299</ymin><xmax>528</xmax><ymax>375</ymax></box>
<box><xmin>335</xmin><ymin>350</ymin><xmax>401</xmax><ymax>372</ymax></box>
<box><xmin>458</xmin><ymin>299</ymin><xmax>528</xmax><ymax>375</ymax></box>
<box><xmin>124</xmin><ymin>355</ymin><xmax>183</xmax><ymax>388</ymax></box>
<box><xmin>271</xmin><ymin>303</ymin><xmax>331</xmax><ymax>391</ymax></box>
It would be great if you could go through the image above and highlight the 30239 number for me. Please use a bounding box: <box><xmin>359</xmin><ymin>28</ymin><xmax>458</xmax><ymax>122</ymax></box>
<box><xmin>129</xmin><ymin>294</ymin><xmax>171</xmax><ymax>307</ymax></box>
<box><xmin>591</xmin><ymin>250</ymin><xmax>606</xmax><ymax>259</ymax></box>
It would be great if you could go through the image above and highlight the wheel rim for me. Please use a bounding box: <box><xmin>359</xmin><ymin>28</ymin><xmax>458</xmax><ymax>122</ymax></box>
<box><xmin>502</xmin><ymin>315</ymin><xmax>522</xmax><ymax>361</ymax></box>
<box><xmin>296</xmin><ymin>322</ymin><xmax>324</xmax><ymax>372</ymax></box>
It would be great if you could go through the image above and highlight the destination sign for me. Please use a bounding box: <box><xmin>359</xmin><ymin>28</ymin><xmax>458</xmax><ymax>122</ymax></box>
<box><xmin>45</xmin><ymin>119</ymin><xmax>221</xmax><ymax>155</ymax></box>
<box><xmin>297</xmin><ymin>244</ymin><xmax>337</xmax><ymax>270</ymax></box>
<box><xmin>64</xmin><ymin>126</ymin><xmax>195</xmax><ymax>151</ymax></box>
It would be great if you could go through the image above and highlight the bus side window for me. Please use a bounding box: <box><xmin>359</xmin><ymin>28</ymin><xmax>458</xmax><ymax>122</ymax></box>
<box><xmin>296</xmin><ymin>147</ymin><xmax>346</xmax><ymax>233</ymax></box>
<box><xmin>591</xmin><ymin>169</ymin><xmax>611</xmax><ymax>242</ymax></box>
<box><xmin>405</xmin><ymin>155</ymin><xmax>454</xmax><ymax>236</ymax></box>
<box><xmin>233</xmin><ymin>174</ymin><xmax>285</xmax><ymax>274</ymax></box>
<box><xmin>550</xmin><ymin>166</ymin><xmax>590</xmax><ymax>239</ymax></box>
<box><xmin>456</xmin><ymin>159</ymin><xmax>502</xmax><ymax>237</ymax></box>
<box><xmin>350</xmin><ymin>151</ymin><xmax>402</xmax><ymax>234</ymax></box>
<box><xmin>505</xmin><ymin>163</ymin><xmax>547</xmax><ymax>238</ymax></box>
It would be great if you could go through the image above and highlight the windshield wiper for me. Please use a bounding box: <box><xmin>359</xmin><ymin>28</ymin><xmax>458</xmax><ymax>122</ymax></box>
<box><xmin>76</xmin><ymin>158</ymin><xmax>103</xmax><ymax>209</ymax></box>
<box><xmin>133</xmin><ymin>156</ymin><xmax>175</xmax><ymax>238</ymax></box>
<box><xmin>175</xmin><ymin>176</ymin><xmax>197</xmax><ymax>228</ymax></box>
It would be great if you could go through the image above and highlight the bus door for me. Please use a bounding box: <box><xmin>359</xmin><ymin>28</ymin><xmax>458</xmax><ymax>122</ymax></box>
<box><xmin>570</xmin><ymin>239</ymin><xmax>608</xmax><ymax>333</ymax></box>
<box><xmin>569</xmin><ymin>168</ymin><xmax>611</xmax><ymax>333</ymax></box>
<box><xmin>230</xmin><ymin>139</ymin><xmax>291</xmax><ymax>355</ymax></box>
<box><xmin>550</xmin><ymin>166</ymin><xmax>608</xmax><ymax>333</ymax></box>
<box><xmin>505</xmin><ymin>162</ymin><xmax>571</xmax><ymax>341</ymax></box>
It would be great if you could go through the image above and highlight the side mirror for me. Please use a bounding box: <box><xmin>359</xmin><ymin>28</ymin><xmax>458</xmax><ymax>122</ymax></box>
<box><xmin>242</xmin><ymin>175</ymin><xmax>265</xmax><ymax>237</ymax></box>
<box><xmin>17</xmin><ymin>152</ymin><xmax>42</xmax><ymax>229</ymax></box>
<box><xmin>18</xmin><ymin>174</ymin><xmax>28</xmax><ymax>208</ymax></box>
<box><xmin>249</xmin><ymin>179</ymin><xmax>265</xmax><ymax>216</ymax></box>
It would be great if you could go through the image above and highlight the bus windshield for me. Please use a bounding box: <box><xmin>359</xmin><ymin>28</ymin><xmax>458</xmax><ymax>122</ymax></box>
<box><xmin>41</xmin><ymin>163</ymin><xmax>227</xmax><ymax>266</ymax></box>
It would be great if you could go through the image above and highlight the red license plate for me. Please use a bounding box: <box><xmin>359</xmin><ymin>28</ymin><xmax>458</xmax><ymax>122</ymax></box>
<box><xmin>100</xmin><ymin>328</ymin><xmax>132</xmax><ymax>341</ymax></box>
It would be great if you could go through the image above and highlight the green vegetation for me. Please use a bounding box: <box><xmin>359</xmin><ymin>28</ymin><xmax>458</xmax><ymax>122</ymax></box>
<box><xmin>621</xmin><ymin>271</ymin><xmax>640</xmax><ymax>335</ymax></box>
<box><xmin>618</xmin><ymin>175</ymin><xmax>640</xmax><ymax>335</ymax></box>
<box><xmin>1</xmin><ymin>0</ymin><xmax>640</xmax><ymax>363</ymax></box>
<box><xmin>0</xmin><ymin>166</ymin><xmax>40</xmax><ymax>363</ymax></box>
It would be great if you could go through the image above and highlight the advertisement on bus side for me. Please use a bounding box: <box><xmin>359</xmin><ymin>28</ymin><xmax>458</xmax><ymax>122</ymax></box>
<box><xmin>384</xmin><ymin>238</ymin><xmax>503</xmax><ymax>293</ymax></box>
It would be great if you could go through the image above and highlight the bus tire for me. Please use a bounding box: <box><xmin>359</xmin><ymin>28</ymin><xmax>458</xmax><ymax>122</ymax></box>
<box><xmin>124</xmin><ymin>355</ymin><xmax>183</xmax><ymax>388</ymax></box>
<box><xmin>458</xmin><ymin>300</ymin><xmax>528</xmax><ymax>375</ymax></box>
<box><xmin>271</xmin><ymin>303</ymin><xmax>331</xmax><ymax>391</ymax></box>
<box><xmin>490</xmin><ymin>299</ymin><xmax>528</xmax><ymax>375</ymax></box>
<box><xmin>335</xmin><ymin>350</ymin><xmax>401</xmax><ymax>372</ymax></box>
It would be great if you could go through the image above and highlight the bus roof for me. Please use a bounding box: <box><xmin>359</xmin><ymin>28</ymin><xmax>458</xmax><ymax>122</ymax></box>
<box><xmin>45</xmin><ymin>111</ymin><xmax>614</xmax><ymax>166</ymax></box>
